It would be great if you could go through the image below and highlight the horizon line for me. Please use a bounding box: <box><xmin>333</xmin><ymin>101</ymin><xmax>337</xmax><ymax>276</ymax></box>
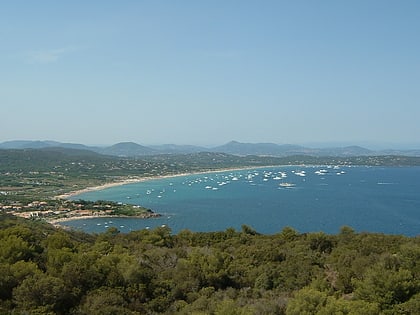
<box><xmin>1</xmin><ymin>139</ymin><xmax>420</xmax><ymax>151</ymax></box>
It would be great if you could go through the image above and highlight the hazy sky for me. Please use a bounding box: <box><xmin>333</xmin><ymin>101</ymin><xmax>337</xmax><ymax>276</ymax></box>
<box><xmin>1</xmin><ymin>1</ymin><xmax>420</xmax><ymax>147</ymax></box>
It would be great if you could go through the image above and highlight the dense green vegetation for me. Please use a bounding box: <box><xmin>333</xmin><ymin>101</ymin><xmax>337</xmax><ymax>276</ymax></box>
<box><xmin>0</xmin><ymin>214</ymin><xmax>419</xmax><ymax>314</ymax></box>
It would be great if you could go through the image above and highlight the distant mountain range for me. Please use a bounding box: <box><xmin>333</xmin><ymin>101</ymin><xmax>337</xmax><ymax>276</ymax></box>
<box><xmin>1</xmin><ymin>140</ymin><xmax>420</xmax><ymax>157</ymax></box>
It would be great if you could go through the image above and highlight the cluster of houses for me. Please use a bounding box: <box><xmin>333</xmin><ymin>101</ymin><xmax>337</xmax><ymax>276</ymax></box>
<box><xmin>0</xmin><ymin>200</ymin><xmax>114</xmax><ymax>220</ymax></box>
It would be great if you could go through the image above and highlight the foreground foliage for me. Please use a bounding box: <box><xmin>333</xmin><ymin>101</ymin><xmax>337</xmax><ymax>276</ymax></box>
<box><xmin>0</xmin><ymin>214</ymin><xmax>419</xmax><ymax>314</ymax></box>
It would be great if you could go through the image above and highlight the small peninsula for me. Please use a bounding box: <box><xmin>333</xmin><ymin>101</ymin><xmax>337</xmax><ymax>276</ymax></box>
<box><xmin>7</xmin><ymin>199</ymin><xmax>161</xmax><ymax>227</ymax></box>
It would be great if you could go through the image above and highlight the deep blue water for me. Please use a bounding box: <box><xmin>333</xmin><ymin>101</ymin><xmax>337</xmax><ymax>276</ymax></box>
<box><xmin>64</xmin><ymin>166</ymin><xmax>420</xmax><ymax>236</ymax></box>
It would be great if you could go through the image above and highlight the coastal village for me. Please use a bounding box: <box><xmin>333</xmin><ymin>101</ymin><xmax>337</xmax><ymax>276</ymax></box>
<box><xmin>0</xmin><ymin>198</ymin><xmax>160</xmax><ymax>223</ymax></box>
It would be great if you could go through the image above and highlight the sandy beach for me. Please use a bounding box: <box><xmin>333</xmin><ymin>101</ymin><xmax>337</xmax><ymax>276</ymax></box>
<box><xmin>46</xmin><ymin>212</ymin><xmax>161</xmax><ymax>226</ymax></box>
<box><xmin>50</xmin><ymin>166</ymin><xmax>274</xmax><ymax>228</ymax></box>
<box><xmin>55</xmin><ymin>178</ymin><xmax>151</xmax><ymax>199</ymax></box>
<box><xmin>55</xmin><ymin>166</ymin><xmax>272</xmax><ymax>200</ymax></box>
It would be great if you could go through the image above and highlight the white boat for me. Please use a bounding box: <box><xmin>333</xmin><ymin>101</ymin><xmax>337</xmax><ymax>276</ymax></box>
<box><xmin>279</xmin><ymin>182</ymin><xmax>296</xmax><ymax>188</ymax></box>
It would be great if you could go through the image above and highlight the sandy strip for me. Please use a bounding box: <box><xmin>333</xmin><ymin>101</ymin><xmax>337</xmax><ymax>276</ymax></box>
<box><xmin>48</xmin><ymin>215</ymin><xmax>118</xmax><ymax>225</ymax></box>
<box><xmin>47</xmin><ymin>213</ymin><xmax>161</xmax><ymax>225</ymax></box>
<box><xmin>55</xmin><ymin>178</ymin><xmax>150</xmax><ymax>199</ymax></box>
<box><xmin>55</xmin><ymin>166</ymin><xmax>274</xmax><ymax>200</ymax></box>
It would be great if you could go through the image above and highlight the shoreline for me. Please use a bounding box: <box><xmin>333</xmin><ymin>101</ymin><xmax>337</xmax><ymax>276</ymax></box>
<box><xmin>47</xmin><ymin>212</ymin><xmax>161</xmax><ymax>226</ymax></box>
<box><xmin>51</xmin><ymin>166</ymin><xmax>279</xmax><ymax>228</ymax></box>
<box><xmin>55</xmin><ymin>166</ymin><xmax>276</xmax><ymax>200</ymax></box>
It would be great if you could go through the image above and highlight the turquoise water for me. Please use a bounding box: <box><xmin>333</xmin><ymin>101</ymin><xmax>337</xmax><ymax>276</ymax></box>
<box><xmin>64</xmin><ymin>166</ymin><xmax>420</xmax><ymax>236</ymax></box>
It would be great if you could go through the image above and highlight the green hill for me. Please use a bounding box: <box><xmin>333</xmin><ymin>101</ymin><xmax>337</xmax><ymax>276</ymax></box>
<box><xmin>0</xmin><ymin>214</ymin><xmax>419</xmax><ymax>314</ymax></box>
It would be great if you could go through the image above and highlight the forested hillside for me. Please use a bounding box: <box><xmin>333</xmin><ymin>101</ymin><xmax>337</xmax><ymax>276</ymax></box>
<box><xmin>1</xmin><ymin>214</ymin><xmax>419</xmax><ymax>314</ymax></box>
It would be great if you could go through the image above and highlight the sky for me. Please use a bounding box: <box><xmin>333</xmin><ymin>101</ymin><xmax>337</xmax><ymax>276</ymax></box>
<box><xmin>1</xmin><ymin>1</ymin><xmax>420</xmax><ymax>148</ymax></box>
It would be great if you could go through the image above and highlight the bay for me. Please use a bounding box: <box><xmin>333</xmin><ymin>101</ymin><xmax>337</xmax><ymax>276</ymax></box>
<box><xmin>64</xmin><ymin>166</ymin><xmax>420</xmax><ymax>236</ymax></box>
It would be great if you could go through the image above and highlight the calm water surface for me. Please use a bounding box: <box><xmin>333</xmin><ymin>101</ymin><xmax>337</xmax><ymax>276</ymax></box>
<box><xmin>64</xmin><ymin>166</ymin><xmax>420</xmax><ymax>236</ymax></box>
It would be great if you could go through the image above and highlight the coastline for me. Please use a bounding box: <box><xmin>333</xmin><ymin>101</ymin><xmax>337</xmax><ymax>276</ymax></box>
<box><xmin>55</xmin><ymin>166</ymin><xmax>274</xmax><ymax>200</ymax></box>
<box><xmin>47</xmin><ymin>212</ymin><xmax>161</xmax><ymax>227</ymax></box>
<box><xmin>50</xmin><ymin>166</ymin><xmax>272</xmax><ymax>229</ymax></box>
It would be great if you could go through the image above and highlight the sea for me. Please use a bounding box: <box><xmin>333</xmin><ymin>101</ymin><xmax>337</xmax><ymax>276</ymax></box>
<box><xmin>64</xmin><ymin>166</ymin><xmax>420</xmax><ymax>236</ymax></box>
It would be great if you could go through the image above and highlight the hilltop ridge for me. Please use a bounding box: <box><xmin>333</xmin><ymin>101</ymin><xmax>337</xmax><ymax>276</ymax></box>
<box><xmin>1</xmin><ymin>140</ymin><xmax>420</xmax><ymax>157</ymax></box>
